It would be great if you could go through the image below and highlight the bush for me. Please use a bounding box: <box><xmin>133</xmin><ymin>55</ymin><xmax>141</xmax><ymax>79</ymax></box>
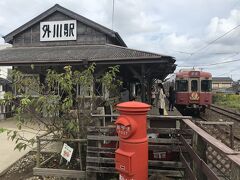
<box><xmin>213</xmin><ymin>94</ymin><xmax>240</xmax><ymax>110</ymax></box>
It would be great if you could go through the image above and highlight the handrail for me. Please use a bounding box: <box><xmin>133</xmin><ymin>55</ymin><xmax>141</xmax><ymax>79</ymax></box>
<box><xmin>180</xmin><ymin>135</ymin><xmax>220</xmax><ymax>180</ymax></box>
<box><xmin>181</xmin><ymin>118</ymin><xmax>240</xmax><ymax>179</ymax></box>
<box><xmin>91</xmin><ymin>113</ymin><xmax>192</xmax><ymax>120</ymax></box>
<box><xmin>182</xmin><ymin>119</ymin><xmax>239</xmax><ymax>155</ymax></box>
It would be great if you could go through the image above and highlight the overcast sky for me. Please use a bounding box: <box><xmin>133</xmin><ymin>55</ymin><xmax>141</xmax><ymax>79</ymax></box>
<box><xmin>0</xmin><ymin>0</ymin><xmax>240</xmax><ymax>80</ymax></box>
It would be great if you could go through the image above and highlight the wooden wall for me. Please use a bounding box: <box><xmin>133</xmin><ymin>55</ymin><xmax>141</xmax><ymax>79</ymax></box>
<box><xmin>12</xmin><ymin>11</ymin><xmax>115</xmax><ymax>47</ymax></box>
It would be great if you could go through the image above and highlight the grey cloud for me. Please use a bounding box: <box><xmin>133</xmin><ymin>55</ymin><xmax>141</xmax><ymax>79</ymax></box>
<box><xmin>0</xmin><ymin>0</ymin><xmax>239</xmax><ymax>80</ymax></box>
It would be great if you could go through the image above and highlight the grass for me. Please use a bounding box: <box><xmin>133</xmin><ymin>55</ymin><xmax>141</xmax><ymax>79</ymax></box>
<box><xmin>213</xmin><ymin>94</ymin><xmax>240</xmax><ymax>111</ymax></box>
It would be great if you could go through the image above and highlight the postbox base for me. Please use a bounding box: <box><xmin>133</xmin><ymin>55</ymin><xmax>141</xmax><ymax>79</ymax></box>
<box><xmin>115</xmin><ymin>141</ymin><xmax>148</xmax><ymax>180</ymax></box>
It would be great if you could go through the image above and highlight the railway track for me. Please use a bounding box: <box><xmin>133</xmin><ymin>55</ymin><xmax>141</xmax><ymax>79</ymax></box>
<box><xmin>209</xmin><ymin>104</ymin><xmax>240</xmax><ymax>122</ymax></box>
<box><xmin>197</xmin><ymin>105</ymin><xmax>240</xmax><ymax>151</ymax></box>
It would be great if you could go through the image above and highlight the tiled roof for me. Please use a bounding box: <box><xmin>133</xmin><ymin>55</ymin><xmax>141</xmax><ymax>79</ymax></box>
<box><xmin>0</xmin><ymin>44</ymin><xmax>174</xmax><ymax>65</ymax></box>
<box><xmin>212</xmin><ymin>77</ymin><xmax>233</xmax><ymax>82</ymax></box>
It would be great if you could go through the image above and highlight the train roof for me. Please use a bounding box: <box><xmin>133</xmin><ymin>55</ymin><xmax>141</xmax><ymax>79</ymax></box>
<box><xmin>176</xmin><ymin>70</ymin><xmax>212</xmax><ymax>78</ymax></box>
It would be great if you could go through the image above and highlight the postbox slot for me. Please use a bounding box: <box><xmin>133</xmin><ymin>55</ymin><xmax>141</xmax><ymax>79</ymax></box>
<box><xmin>115</xmin><ymin>149</ymin><xmax>135</xmax><ymax>174</ymax></box>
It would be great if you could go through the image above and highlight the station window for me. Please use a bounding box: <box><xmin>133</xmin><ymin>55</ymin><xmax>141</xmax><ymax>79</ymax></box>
<box><xmin>201</xmin><ymin>80</ymin><xmax>212</xmax><ymax>92</ymax></box>
<box><xmin>191</xmin><ymin>80</ymin><xmax>198</xmax><ymax>91</ymax></box>
<box><xmin>176</xmin><ymin>80</ymin><xmax>188</xmax><ymax>92</ymax></box>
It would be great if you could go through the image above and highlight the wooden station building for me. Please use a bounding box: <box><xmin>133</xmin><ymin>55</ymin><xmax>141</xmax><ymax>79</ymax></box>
<box><xmin>0</xmin><ymin>4</ymin><xmax>176</xmax><ymax>103</ymax></box>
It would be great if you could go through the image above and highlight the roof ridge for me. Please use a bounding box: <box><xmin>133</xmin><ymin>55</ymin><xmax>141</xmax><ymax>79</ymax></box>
<box><xmin>4</xmin><ymin>44</ymin><xmax>110</xmax><ymax>50</ymax></box>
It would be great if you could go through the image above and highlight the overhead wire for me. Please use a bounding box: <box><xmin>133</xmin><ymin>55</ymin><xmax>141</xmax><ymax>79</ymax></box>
<box><xmin>189</xmin><ymin>24</ymin><xmax>240</xmax><ymax>56</ymax></box>
<box><xmin>177</xmin><ymin>27</ymin><xmax>240</xmax><ymax>68</ymax></box>
<box><xmin>178</xmin><ymin>58</ymin><xmax>240</xmax><ymax>68</ymax></box>
<box><xmin>217</xmin><ymin>67</ymin><xmax>240</xmax><ymax>76</ymax></box>
<box><xmin>177</xmin><ymin>21</ymin><xmax>240</xmax><ymax>70</ymax></box>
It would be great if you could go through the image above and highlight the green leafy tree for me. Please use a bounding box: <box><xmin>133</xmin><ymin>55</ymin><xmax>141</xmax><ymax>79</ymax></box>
<box><xmin>1</xmin><ymin>64</ymin><xmax>121</xmax><ymax>156</ymax></box>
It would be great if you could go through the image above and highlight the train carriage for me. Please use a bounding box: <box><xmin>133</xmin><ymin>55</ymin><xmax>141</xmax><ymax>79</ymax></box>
<box><xmin>175</xmin><ymin>69</ymin><xmax>212</xmax><ymax>113</ymax></box>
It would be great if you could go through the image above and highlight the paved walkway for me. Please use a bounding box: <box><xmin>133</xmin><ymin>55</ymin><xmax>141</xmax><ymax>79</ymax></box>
<box><xmin>148</xmin><ymin>98</ymin><xmax>182</xmax><ymax>116</ymax></box>
<box><xmin>0</xmin><ymin>118</ymin><xmax>42</xmax><ymax>176</ymax></box>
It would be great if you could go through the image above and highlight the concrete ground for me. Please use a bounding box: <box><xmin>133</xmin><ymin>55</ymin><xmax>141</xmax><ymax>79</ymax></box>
<box><xmin>0</xmin><ymin>118</ymin><xmax>43</xmax><ymax>176</ymax></box>
<box><xmin>148</xmin><ymin>98</ymin><xmax>182</xmax><ymax>116</ymax></box>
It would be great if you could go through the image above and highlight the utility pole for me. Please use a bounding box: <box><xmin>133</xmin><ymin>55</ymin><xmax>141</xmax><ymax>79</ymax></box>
<box><xmin>112</xmin><ymin>0</ymin><xmax>115</xmax><ymax>30</ymax></box>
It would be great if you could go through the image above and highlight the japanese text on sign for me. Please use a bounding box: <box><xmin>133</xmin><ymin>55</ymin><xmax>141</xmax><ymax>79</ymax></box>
<box><xmin>60</xmin><ymin>143</ymin><xmax>74</xmax><ymax>162</ymax></box>
<box><xmin>40</xmin><ymin>20</ymin><xmax>77</xmax><ymax>41</ymax></box>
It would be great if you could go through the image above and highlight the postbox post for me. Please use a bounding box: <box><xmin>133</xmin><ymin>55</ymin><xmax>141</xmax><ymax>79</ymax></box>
<box><xmin>115</xmin><ymin>101</ymin><xmax>151</xmax><ymax>180</ymax></box>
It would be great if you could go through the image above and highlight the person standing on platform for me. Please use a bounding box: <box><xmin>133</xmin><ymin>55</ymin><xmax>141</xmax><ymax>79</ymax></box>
<box><xmin>151</xmin><ymin>87</ymin><xmax>156</xmax><ymax>105</ymax></box>
<box><xmin>155</xmin><ymin>83</ymin><xmax>166</xmax><ymax>115</ymax></box>
<box><xmin>168</xmin><ymin>86</ymin><xmax>176</xmax><ymax>111</ymax></box>
<box><xmin>120</xmin><ymin>87</ymin><xmax>129</xmax><ymax>102</ymax></box>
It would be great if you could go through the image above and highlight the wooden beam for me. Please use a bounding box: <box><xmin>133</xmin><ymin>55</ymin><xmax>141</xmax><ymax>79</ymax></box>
<box><xmin>141</xmin><ymin>64</ymin><xmax>146</xmax><ymax>102</ymax></box>
<box><xmin>180</xmin><ymin>152</ymin><xmax>197</xmax><ymax>180</ymax></box>
<box><xmin>148</xmin><ymin>115</ymin><xmax>192</xmax><ymax>119</ymax></box>
<box><xmin>128</xmin><ymin>66</ymin><xmax>141</xmax><ymax>79</ymax></box>
<box><xmin>86</xmin><ymin>166</ymin><xmax>184</xmax><ymax>177</ymax></box>
<box><xmin>33</xmin><ymin>168</ymin><xmax>86</xmax><ymax>178</ymax></box>
<box><xmin>192</xmin><ymin>130</ymin><xmax>207</xmax><ymax>180</ymax></box>
<box><xmin>39</xmin><ymin>138</ymin><xmax>87</xmax><ymax>142</ymax></box>
<box><xmin>180</xmin><ymin>135</ymin><xmax>220</xmax><ymax>180</ymax></box>
<box><xmin>87</xmin><ymin>134</ymin><xmax>190</xmax><ymax>144</ymax></box>
<box><xmin>86</xmin><ymin>157</ymin><xmax>183</xmax><ymax>168</ymax></box>
<box><xmin>87</xmin><ymin>126</ymin><xmax>192</xmax><ymax>135</ymax></box>
<box><xmin>197</xmin><ymin>121</ymin><xmax>234</xmax><ymax>125</ymax></box>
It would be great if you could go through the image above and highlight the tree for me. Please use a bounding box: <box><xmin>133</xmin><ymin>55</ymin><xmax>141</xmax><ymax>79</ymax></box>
<box><xmin>1</xmin><ymin>64</ymin><xmax>121</xmax><ymax>164</ymax></box>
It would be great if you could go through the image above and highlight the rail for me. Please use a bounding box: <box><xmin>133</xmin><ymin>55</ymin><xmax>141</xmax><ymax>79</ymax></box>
<box><xmin>209</xmin><ymin>104</ymin><xmax>240</xmax><ymax>122</ymax></box>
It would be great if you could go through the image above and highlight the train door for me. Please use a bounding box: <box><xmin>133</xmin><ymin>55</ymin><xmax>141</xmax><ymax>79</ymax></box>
<box><xmin>189</xmin><ymin>78</ymin><xmax>200</xmax><ymax>102</ymax></box>
<box><xmin>200</xmin><ymin>78</ymin><xmax>212</xmax><ymax>106</ymax></box>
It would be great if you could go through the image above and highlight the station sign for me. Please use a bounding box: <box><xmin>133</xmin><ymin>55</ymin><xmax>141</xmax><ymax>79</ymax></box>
<box><xmin>40</xmin><ymin>20</ymin><xmax>77</xmax><ymax>41</ymax></box>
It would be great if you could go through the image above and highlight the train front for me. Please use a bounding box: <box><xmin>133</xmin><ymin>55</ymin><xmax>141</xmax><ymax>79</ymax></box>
<box><xmin>175</xmin><ymin>70</ymin><xmax>212</xmax><ymax>113</ymax></box>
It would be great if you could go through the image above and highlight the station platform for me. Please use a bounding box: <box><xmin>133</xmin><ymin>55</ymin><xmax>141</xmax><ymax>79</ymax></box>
<box><xmin>148</xmin><ymin>98</ymin><xmax>182</xmax><ymax>116</ymax></box>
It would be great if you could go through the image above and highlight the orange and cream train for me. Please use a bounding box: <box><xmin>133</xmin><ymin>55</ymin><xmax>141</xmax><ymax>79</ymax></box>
<box><xmin>175</xmin><ymin>69</ymin><xmax>212</xmax><ymax>113</ymax></box>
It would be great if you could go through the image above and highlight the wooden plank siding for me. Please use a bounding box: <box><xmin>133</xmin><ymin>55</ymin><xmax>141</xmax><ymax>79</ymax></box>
<box><xmin>13</xmin><ymin>11</ymin><xmax>108</xmax><ymax>47</ymax></box>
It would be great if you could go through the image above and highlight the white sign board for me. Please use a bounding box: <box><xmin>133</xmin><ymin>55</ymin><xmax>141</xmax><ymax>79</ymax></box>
<box><xmin>61</xmin><ymin>143</ymin><xmax>74</xmax><ymax>162</ymax></box>
<box><xmin>40</xmin><ymin>20</ymin><xmax>77</xmax><ymax>41</ymax></box>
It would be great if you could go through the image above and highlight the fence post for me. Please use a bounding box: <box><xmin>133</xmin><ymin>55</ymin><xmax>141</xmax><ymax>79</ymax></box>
<box><xmin>230</xmin><ymin>124</ymin><xmax>234</xmax><ymax>149</ymax></box>
<box><xmin>36</xmin><ymin>136</ymin><xmax>40</xmax><ymax>168</ymax></box>
<box><xmin>231</xmin><ymin>161</ymin><xmax>240</xmax><ymax>179</ymax></box>
<box><xmin>192</xmin><ymin>132</ymin><xmax>207</xmax><ymax>180</ymax></box>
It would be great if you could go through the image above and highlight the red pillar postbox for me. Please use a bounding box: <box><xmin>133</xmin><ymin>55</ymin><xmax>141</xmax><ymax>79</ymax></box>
<box><xmin>115</xmin><ymin>101</ymin><xmax>151</xmax><ymax>180</ymax></box>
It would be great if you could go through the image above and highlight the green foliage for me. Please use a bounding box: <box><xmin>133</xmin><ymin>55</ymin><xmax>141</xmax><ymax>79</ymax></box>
<box><xmin>0</xmin><ymin>128</ymin><xmax>6</xmax><ymax>133</ymax></box>
<box><xmin>213</xmin><ymin>94</ymin><xmax>240</xmax><ymax>110</ymax></box>
<box><xmin>3</xmin><ymin>64</ymin><xmax>121</xmax><ymax>151</ymax></box>
<box><xmin>101</xmin><ymin>65</ymin><xmax>122</xmax><ymax>98</ymax></box>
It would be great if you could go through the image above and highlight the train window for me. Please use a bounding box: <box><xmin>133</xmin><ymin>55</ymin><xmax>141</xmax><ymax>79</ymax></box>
<box><xmin>201</xmin><ymin>80</ymin><xmax>212</xmax><ymax>92</ymax></box>
<box><xmin>176</xmin><ymin>80</ymin><xmax>188</xmax><ymax>92</ymax></box>
<box><xmin>191</xmin><ymin>80</ymin><xmax>198</xmax><ymax>91</ymax></box>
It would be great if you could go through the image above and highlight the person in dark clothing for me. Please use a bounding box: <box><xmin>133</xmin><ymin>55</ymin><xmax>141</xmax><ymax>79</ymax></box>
<box><xmin>168</xmin><ymin>86</ymin><xmax>176</xmax><ymax>111</ymax></box>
